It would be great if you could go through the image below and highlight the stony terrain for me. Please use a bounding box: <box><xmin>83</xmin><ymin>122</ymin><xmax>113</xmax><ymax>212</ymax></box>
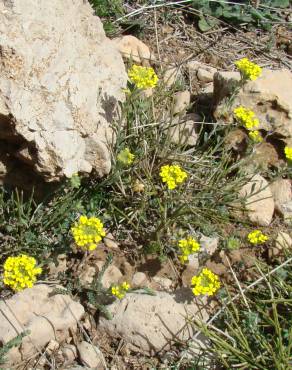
<box><xmin>0</xmin><ymin>0</ymin><xmax>291</xmax><ymax>369</ymax></box>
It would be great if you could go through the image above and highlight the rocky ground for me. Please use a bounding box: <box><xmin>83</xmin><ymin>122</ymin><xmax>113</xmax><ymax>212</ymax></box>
<box><xmin>0</xmin><ymin>1</ymin><xmax>291</xmax><ymax>369</ymax></box>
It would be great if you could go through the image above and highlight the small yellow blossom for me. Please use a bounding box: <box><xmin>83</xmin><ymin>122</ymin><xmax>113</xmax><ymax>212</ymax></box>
<box><xmin>111</xmin><ymin>282</ymin><xmax>130</xmax><ymax>299</ymax></box>
<box><xmin>71</xmin><ymin>215</ymin><xmax>105</xmax><ymax>251</ymax></box>
<box><xmin>284</xmin><ymin>146</ymin><xmax>292</xmax><ymax>161</ymax></box>
<box><xmin>133</xmin><ymin>179</ymin><xmax>145</xmax><ymax>193</ymax></box>
<box><xmin>235</xmin><ymin>58</ymin><xmax>262</xmax><ymax>81</ymax></box>
<box><xmin>128</xmin><ymin>65</ymin><xmax>158</xmax><ymax>90</ymax></box>
<box><xmin>160</xmin><ymin>164</ymin><xmax>188</xmax><ymax>190</ymax></box>
<box><xmin>3</xmin><ymin>255</ymin><xmax>42</xmax><ymax>292</ymax></box>
<box><xmin>248</xmin><ymin>230</ymin><xmax>269</xmax><ymax>245</ymax></box>
<box><xmin>249</xmin><ymin>130</ymin><xmax>263</xmax><ymax>143</ymax></box>
<box><xmin>117</xmin><ymin>148</ymin><xmax>135</xmax><ymax>165</ymax></box>
<box><xmin>191</xmin><ymin>268</ymin><xmax>220</xmax><ymax>296</ymax></box>
<box><xmin>178</xmin><ymin>237</ymin><xmax>200</xmax><ymax>263</ymax></box>
<box><xmin>234</xmin><ymin>106</ymin><xmax>259</xmax><ymax>130</ymax></box>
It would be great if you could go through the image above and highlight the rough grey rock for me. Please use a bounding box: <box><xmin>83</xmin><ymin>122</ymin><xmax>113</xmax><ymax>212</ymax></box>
<box><xmin>152</xmin><ymin>276</ymin><xmax>173</xmax><ymax>291</ymax></box>
<box><xmin>79</xmin><ymin>265</ymin><xmax>96</xmax><ymax>285</ymax></box>
<box><xmin>281</xmin><ymin>200</ymin><xmax>292</xmax><ymax>225</ymax></box>
<box><xmin>113</xmin><ymin>35</ymin><xmax>153</xmax><ymax>65</ymax></box>
<box><xmin>99</xmin><ymin>292</ymin><xmax>209</xmax><ymax>355</ymax></box>
<box><xmin>238</xmin><ymin>174</ymin><xmax>274</xmax><ymax>226</ymax></box>
<box><xmin>269</xmin><ymin>231</ymin><xmax>292</xmax><ymax>259</ymax></box>
<box><xmin>168</xmin><ymin>113</ymin><xmax>200</xmax><ymax>146</ymax></box>
<box><xmin>103</xmin><ymin>233</ymin><xmax>119</xmax><ymax>249</ymax></box>
<box><xmin>77</xmin><ymin>341</ymin><xmax>105</xmax><ymax>369</ymax></box>
<box><xmin>200</xmin><ymin>235</ymin><xmax>219</xmax><ymax>256</ymax></box>
<box><xmin>96</xmin><ymin>262</ymin><xmax>123</xmax><ymax>288</ymax></box>
<box><xmin>0</xmin><ymin>0</ymin><xmax>127</xmax><ymax>185</ymax></box>
<box><xmin>62</xmin><ymin>344</ymin><xmax>78</xmax><ymax>364</ymax></box>
<box><xmin>213</xmin><ymin>69</ymin><xmax>292</xmax><ymax>144</ymax></box>
<box><xmin>0</xmin><ymin>284</ymin><xmax>84</xmax><ymax>366</ymax></box>
<box><xmin>173</xmin><ymin>91</ymin><xmax>191</xmax><ymax>115</ymax></box>
<box><xmin>197</xmin><ymin>66</ymin><xmax>217</xmax><ymax>83</ymax></box>
<box><xmin>270</xmin><ymin>179</ymin><xmax>292</xmax><ymax>215</ymax></box>
<box><xmin>131</xmin><ymin>272</ymin><xmax>149</xmax><ymax>287</ymax></box>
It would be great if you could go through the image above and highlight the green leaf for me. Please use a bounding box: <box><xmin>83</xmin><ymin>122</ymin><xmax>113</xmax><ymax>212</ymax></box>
<box><xmin>269</xmin><ymin>0</ymin><xmax>289</xmax><ymax>8</ymax></box>
<box><xmin>70</xmin><ymin>173</ymin><xmax>81</xmax><ymax>189</ymax></box>
<box><xmin>198</xmin><ymin>16</ymin><xmax>218</xmax><ymax>32</ymax></box>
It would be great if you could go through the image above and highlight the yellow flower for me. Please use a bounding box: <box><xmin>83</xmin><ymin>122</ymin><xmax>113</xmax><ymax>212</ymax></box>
<box><xmin>249</xmin><ymin>130</ymin><xmax>263</xmax><ymax>143</ymax></box>
<box><xmin>233</xmin><ymin>106</ymin><xmax>259</xmax><ymax>130</ymax></box>
<box><xmin>178</xmin><ymin>237</ymin><xmax>200</xmax><ymax>263</ymax></box>
<box><xmin>128</xmin><ymin>65</ymin><xmax>158</xmax><ymax>90</ymax></box>
<box><xmin>71</xmin><ymin>215</ymin><xmax>105</xmax><ymax>251</ymax></box>
<box><xmin>284</xmin><ymin>146</ymin><xmax>292</xmax><ymax>161</ymax></box>
<box><xmin>3</xmin><ymin>255</ymin><xmax>42</xmax><ymax>292</ymax></box>
<box><xmin>117</xmin><ymin>148</ymin><xmax>135</xmax><ymax>165</ymax></box>
<box><xmin>191</xmin><ymin>268</ymin><xmax>220</xmax><ymax>296</ymax></box>
<box><xmin>235</xmin><ymin>58</ymin><xmax>262</xmax><ymax>81</ymax></box>
<box><xmin>248</xmin><ymin>230</ymin><xmax>269</xmax><ymax>245</ymax></box>
<box><xmin>111</xmin><ymin>282</ymin><xmax>130</xmax><ymax>299</ymax></box>
<box><xmin>160</xmin><ymin>164</ymin><xmax>188</xmax><ymax>190</ymax></box>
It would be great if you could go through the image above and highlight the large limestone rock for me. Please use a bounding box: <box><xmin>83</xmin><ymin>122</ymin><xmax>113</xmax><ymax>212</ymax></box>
<box><xmin>0</xmin><ymin>284</ymin><xmax>84</xmax><ymax>366</ymax></box>
<box><xmin>0</xmin><ymin>0</ymin><xmax>127</xmax><ymax>184</ymax></box>
<box><xmin>213</xmin><ymin>69</ymin><xmax>292</xmax><ymax>144</ymax></box>
<box><xmin>99</xmin><ymin>291</ymin><xmax>209</xmax><ymax>355</ymax></box>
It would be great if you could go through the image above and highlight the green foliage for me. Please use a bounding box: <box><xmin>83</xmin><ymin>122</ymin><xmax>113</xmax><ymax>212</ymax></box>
<box><xmin>90</xmin><ymin>0</ymin><xmax>124</xmax><ymax>18</ymax></box>
<box><xmin>89</xmin><ymin>0</ymin><xmax>124</xmax><ymax>36</ymax></box>
<box><xmin>226</xmin><ymin>236</ymin><xmax>241</xmax><ymax>250</ymax></box>
<box><xmin>189</xmin><ymin>0</ymin><xmax>289</xmax><ymax>32</ymax></box>
<box><xmin>195</xmin><ymin>259</ymin><xmax>292</xmax><ymax>369</ymax></box>
<box><xmin>0</xmin><ymin>181</ymin><xmax>81</xmax><ymax>264</ymax></box>
<box><xmin>0</xmin><ymin>331</ymin><xmax>29</xmax><ymax>366</ymax></box>
<box><xmin>79</xmin><ymin>85</ymin><xmax>252</xmax><ymax>259</ymax></box>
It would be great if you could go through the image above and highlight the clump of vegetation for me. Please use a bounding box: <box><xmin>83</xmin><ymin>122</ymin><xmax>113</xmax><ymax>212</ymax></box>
<box><xmin>89</xmin><ymin>0</ymin><xmax>124</xmax><ymax>35</ymax></box>
<box><xmin>187</xmin><ymin>0</ymin><xmax>290</xmax><ymax>32</ymax></box>
<box><xmin>195</xmin><ymin>259</ymin><xmax>292</xmax><ymax>369</ymax></box>
<box><xmin>0</xmin><ymin>10</ymin><xmax>291</xmax><ymax>363</ymax></box>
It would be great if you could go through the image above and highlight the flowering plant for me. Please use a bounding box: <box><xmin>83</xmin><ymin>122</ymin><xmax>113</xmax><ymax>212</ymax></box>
<box><xmin>111</xmin><ymin>282</ymin><xmax>130</xmax><ymax>299</ymax></box>
<box><xmin>248</xmin><ymin>230</ymin><xmax>269</xmax><ymax>245</ymax></box>
<box><xmin>71</xmin><ymin>215</ymin><xmax>105</xmax><ymax>251</ymax></box>
<box><xmin>160</xmin><ymin>164</ymin><xmax>188</xmax><ymax>190</ymax></box>
<box><xmin>178</xmin><ymin>237</ymin><xmax>200</xmax><ymax>263</ymax></box>
<box><xmin>117</xmin><ymin>148</ymin><xmax>135</xmax><ymax>165</ymax></box>
<box><xmin>235</xmin><ymin>58</ymin><xmax>262</xmax><ymax>81</ymax></box>
<box><xmin>233</xmin><ymin>106</ymin><xmax>259</xmax><ymax>130</ymax></box>
<box><xmin>3</xmin><ymin>255</ymin><xmax>42</xmax><ymax>291</ymax></box>
<box><xmin>191</xmin><ymin>268</ymin><xmax>220</xmax><ymax>296</ymax></box>
<box><xmin>249</xmin><ymin>130</ymin><xmax>263</xmax><ymax>143</ymax></box>
<box><xmin>128</xmin><ymin>65</ymin><xmax>158</xmax><ymax>90</ymax></box>
<box><xmin>284</xmin><ymin>146</ymin><xmax>292</xmax><ymax>161</ymax></box>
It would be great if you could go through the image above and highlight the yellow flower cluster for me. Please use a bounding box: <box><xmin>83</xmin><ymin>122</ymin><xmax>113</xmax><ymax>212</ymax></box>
<box><xmin>128</xmin><ymin>65</ymin><xmax>159</xmax><ymax>90</ymax></box>
<box><xmin>235</xmin><ymin>58</ymin><xmax>262</xmax><ymax>81</ymax></box>
<box><xmin>160</xmin><ymin>164</ymin><xmax>188</xmax><ymax>190</ymax></box>
<box><xmin>71</xmin><ymin>215</ymin><xmax>105</xmax><ymax>251</ymax></box>
<box><xmin>111</xmin><ymin>282</ymin><xmax>130</xmax><ymax>299</ymax></box>
<box><xmin>234</xmin><ymin>106</ymin><xmax>259</xmax><ymax>130</ymax></box>
<box><xmin>178</xmin><ymin>237</ymin><xmax>200</xmax><ymax>263</ymax></box>
<box><xmin>249</xmin><ymin>130</ymin><xmax>263</xmax><ymax>143</ymax></box>
<box><xmin>3</xmin><ymin>255</ymin><xmax>42</xmax><ymax>292</ymax></box>
<box><xmin>117</xmin><ymin>148</ymin><xmax>135</xmax><ymax>165</ymax></box>
<box><xmin>191</xmin><ymin>268</ymin><xmax>220</xmax><ymax>296</ymax></box>
<box><xmin>284</xmin><ymin>146</ymin><xmax>292</xmax><ymax>161</ymax></box>
<box><xmin>248</xmin><ymin>230</ymin><xmax>269</xmax><ymax>245</ymax></box>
